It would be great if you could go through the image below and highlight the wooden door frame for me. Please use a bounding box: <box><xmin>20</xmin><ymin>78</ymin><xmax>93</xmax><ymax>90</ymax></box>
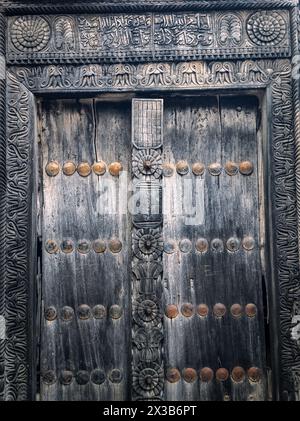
<box><xmin>0</xmin><ymin>0</ymin><xmax>300</xmax><ymax>401</ymax></box>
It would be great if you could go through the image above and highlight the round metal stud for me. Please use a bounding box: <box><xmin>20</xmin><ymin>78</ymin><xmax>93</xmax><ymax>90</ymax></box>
<box><xmin>248</xmin><ymin>367</ymin><xmax>262</xmax><ymax>383</ymax></box>
<box><xmin>230</xmin><ymin>304</ymin><xmax>243</xmax><ymax>319</ymax></box>
<box><xmin>211</xmin><ymin>239</ymin><xmax>224</xmax><ymax>253</ymax></box>
<box><xmin>208</xmin><ymin>163</ymin><xmax>222</xmax><ymax>176</ymax></box>
<box><xmin>77</xmin><ymin>162</ymin><xmax>91</xmax><ymax>177</ymax></box>
<box><xmin>196</xmin><ymin>238</ymin><xmax>209</xmax><ymax>254</ymax></box>
<box><xmin>164</xmin><ymin>240</ymin><xmax>177</xmax><ymax>254</ymax></box>
<box><xmin>200</xmin><ymin>367</ymin><xmax>214</xmax><ymax>383</ymax></box>
<box><xmin>225</xmin><ymin>161</ymin><xmax>239</xmax><ymax>176</ymax></box>
<box><xmin>45</xmin><ymin>240</ymin><xmax>59</xmax><ymax>254</ymax></box>
<box><xmin>231</xmin><ymin>366</ymin><xmax>245</xmax><ymax>383</ymax></box>
<box><xmin>76</xmin><ymin>370</ymin><xmax>90</xmax><ymax>385</ymax></box>
<box><xmin>60</xmin><ymin>370</ymin><xmax>73</xmax><ymax>385</ymax></box>
<box><xmin>162</xmin><ymin>163</ymin><xmax>175</xmax><ymax>177</ymax></box>
<box><xmin>213</xmin><ymin>303</ymin><xmax>226</xmax><ymax>318</ymax></box>
<box><xmin>45</xmin><ymin>161</ymin><xmax>60</xmax><ymax>177</ymax></box>
<box><xmin>182</xmin><ymin>368</ymin><xmax>197</xmax><ymax>383</ymax></box>
<box><xmin>109</xmin><ymin>162</ymin><xmax>123</xmax><ymax>177</ymax></box>
<box><xmin>181</xmin><ymin>303</ymin><xmax>194</xmax><ymax>318</ymax></box>
<box><xmin>192</xmin><ymin>162</ymin><xmax>205</xmax><ymax>176</ymax></box>
<box><xmin>91</xmin><ymin>369</ymin><xmax>106</xmax><ymax>385</ymax></box>
<box><xmin>166</xmin><ymin>368</ymin><xmax>181</xmax><ymax>383</ymax></box>
<box><xmin>239</xmin><ymin>161</ymin><xmax>254</xmax><ymax>176</ymax></box>
<box><xmin>92</xmin><ymin>305</ymin><xmax>107</xmax><ymax>319</ymax></box>
<box><xmin>62</xmin><ymin>161</ymin><xmax>76</xmax><ymax>176</ymax></box>
<box><xmin>224</xmin><ymin>394</ymin><xmax>231</xmax><ymax>401</ymax></box>
<box><xmin>42</xmin><ymin>370</ymin><xmax>56</xmax><ymax>385</ymax></box>
<box><xmin>165</xmin><ymin>304</ymin><xmax>179</xmax><ymax>319</ymax></box>
<box><xmin>197</xmin><ymin>304</ymin><xmax>209</xmax><ymax>317</ymax></box>
<box><xmin>77</xmin><ymin>240</ymin><xmax>90</xmax><ymax>254</ymax></box>
<box><xmin>226</xmin><ymin>237</ymin><xmax>240</xmax><ymax>253</ymax></box>
<box><xmin>61</xmin><ymin>240</ymin><xmax>74</xmax><ymax>254</ymax></box>
<box><xmin>109</xmin><ymin>305</ymin><xmax>123</xmax><ymax>320</ymax></box>
<box><xmin>176</xmin><ymin>160</ymin><xmax>189</xmax><ymax>176</ymax></box>
<box><xmin>61</xmin><ymin>306</ymin><xmax>74</xmax><ymax>322</ymax></box>
<box><xmin>179</xmin><ymin>239</ymin><xmax>192</xmax><ymax>254</ymax></box>
<box><xmin>93</xmin><ymin>161</ymin><xmax>107</xmax><ymax>176</ymax></box>
<box><xmin>45</xmin><ymin>306</ymin><xmax>57</xmax><ymax>321</ymax></box>
<box><xmin>109</xmin><ymin>369</ymin><xmax>123</xmax><ymax>384</ymax></box>
<box><xmin>109</xmin><ymin>239</ymin><xmax>122</xmax><ymax>254</ymax></box>
<box><xmin>245</xmin><ymin>303</ymin><xmax>257</xmax><ymax>318</ymax></box>
<box><xmin>236</xmin><ymin>106</ymin><xmax>242</xmax><ymax>112</ymax></box>
<box><xmin>78</xmin><ymin>305</ymin><xmax>91</xmax><ymax>320</ymax></box>
<box><xmin>242</xmin><ymin>236</ymin><xmax>255</xmax><ymax>251</ymax></box>
<box><xmin>93</xmin><ymin>240</ymin><xmax>106</xmax><ymax>254</ymax></box>
<box><xmin>216</xmin><ymin>368</ymin><xmax>229</xmax><ymax>382</ymax></box>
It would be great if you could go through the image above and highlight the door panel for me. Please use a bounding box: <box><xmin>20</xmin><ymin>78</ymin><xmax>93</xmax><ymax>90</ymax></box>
<box><xmin>163</xmin><ymin>96</ymin><xmax>267</xmax><ymax>401</ymax></box>
<box><xmin>40</xmin><ymin>99</ymin><xmax>131</xmax><ymax>401</ymax></box>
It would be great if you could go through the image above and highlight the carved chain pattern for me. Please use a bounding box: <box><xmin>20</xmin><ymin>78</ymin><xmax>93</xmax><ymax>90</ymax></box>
<box><xmin>131</xmin><ymin>99</ymin><xmax>164</xmax><ymax>400</ymax></box>
<box><xmin>5</xmin><ymin>73</ymin><xmax>32</xmax><ymax>401</ymax></box>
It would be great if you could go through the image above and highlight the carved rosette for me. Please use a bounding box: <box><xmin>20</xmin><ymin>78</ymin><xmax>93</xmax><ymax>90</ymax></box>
<box><xmin>10</xmin><ymin>16</ymin><xmax>51</xmax><ymax>52</ymax></box>
<box><xmin>131</xmin><ymin>99</ymin><xmax>164</xmax><ymax>400</ymax></box>
<box><xmin>247</xmin><ymin>11</ymin><xmax>287</xmax><ymax>46</ymax></box>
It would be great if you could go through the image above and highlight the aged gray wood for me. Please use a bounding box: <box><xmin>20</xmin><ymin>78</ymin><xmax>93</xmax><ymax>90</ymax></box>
<box><xmin>163</xmin><ymin>95</ymin><xmax>267</xmax><ymax>401</ymax></box>
<box><xmin>39</xmin><ymin>98</ymin><xmax>131</xmax><ymax>401</ymax></box>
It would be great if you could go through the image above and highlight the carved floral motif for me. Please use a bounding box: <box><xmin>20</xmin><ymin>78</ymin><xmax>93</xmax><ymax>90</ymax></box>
<box><xmin>10</xmin><ymin>16</ymin><xmax>51</xmax><ymax>52</ymax></box>
<box><xmin>247</xmin><ymin>11</ymin><xmax>287</xmax><ymax>46</ymax></box>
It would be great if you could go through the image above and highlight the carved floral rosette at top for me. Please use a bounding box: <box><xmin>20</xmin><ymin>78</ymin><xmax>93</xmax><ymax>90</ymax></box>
<box><xmin>131</xmin><ymin>99</ymin><xmax>164</xmax><ymax>401</ymax></box>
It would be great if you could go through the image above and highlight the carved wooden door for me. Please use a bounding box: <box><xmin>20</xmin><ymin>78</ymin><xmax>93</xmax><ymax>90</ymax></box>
<box><xmin>39</xmin><ymin>95</ymin><xmax>267</xmax><ymax>401</ymax></box>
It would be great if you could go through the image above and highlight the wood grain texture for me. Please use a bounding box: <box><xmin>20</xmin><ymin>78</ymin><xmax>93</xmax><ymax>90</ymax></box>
<box><xmin>40</xmin><ymin>98</ymin><xmax>131</xmax><ymax>401</ymax></box>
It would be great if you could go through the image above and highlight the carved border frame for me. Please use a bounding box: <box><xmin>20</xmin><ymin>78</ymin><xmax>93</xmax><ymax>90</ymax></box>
<box><xmin>0</xmin><ymin>2</ymin><xmax>300</xmax><ymax>401</ymax></box>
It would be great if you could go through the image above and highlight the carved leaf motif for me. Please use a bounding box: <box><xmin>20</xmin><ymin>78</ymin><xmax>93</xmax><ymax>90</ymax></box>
<box><xmin>219</xmin><ymin>15</ymin><xmax>242</xmax><ymax>47</ymax></box>
<box><xmin>55</xmin><ymin>17</ymin><xmax>75</xmax><ymax>51</ymax></box>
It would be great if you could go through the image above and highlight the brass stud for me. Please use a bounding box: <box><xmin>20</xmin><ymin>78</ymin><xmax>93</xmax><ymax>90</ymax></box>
<box><xmin>93</xmin><ymin>240</ymin><xmax>106</xmax><ymax>254</ymax></box>
<box><xmin>192</xmin><ymin>162</ymin><xmax>205</xmax><ymax>176</ymax></box>
<box><xmin>245</xmin><ymin>303</ymin><xmax>257</xmax><ymax>318</ymax></box>
<box><xmin>211</xmin><ymin>239</ymin><xmax>224</xmax><ymax>252</ymax></box>
<box><xmin>225</xmin><ymin>161</ymin><xmax>239</xmax><ymax>176</ymax></box>
<box><xmin>164</xmin><ymin>240</ymin><xmax>177</xmax><ymax>254</ymax></box>
<box><xmin>230</xmin><ymin>304</ymin><xmax>243</xmax><ymax>319</ymax></box>
<box><xmin>109</xmin><ymin>239</ymin><xmax>122</xmax><ymax>254</ymax></box>
<box><xmin>77</xmin><ymin>240</ymin><xmax>90</xmax><ymax>254</ymax></box>
<box><xmin>208</xmin><ymin>163</ymin><xmax>222</xmax><ymax>176</ymax></box>
<box><xmin>78</xmin><ymin>304</ymin><xmax>91</xmax><ymax>320</ymax></box>
<box><xmin>166</xmin><ymin>368</ymin><xmax>181</xmax><ymax>383</ymax></box>
<box><xmin>61</xmin><ymin>306</ymin><xmax>74</xmax><ymax>322</ymax></box>
<box><xmin>92</xmin><ymin>305</ymin><xmax>107</xmax><ymax>320</ymax></box>
<box><xmin>76</xmin><ymin>370</ymin><xmax>90</xmax><ymax>385</ymax></box>
<box><xmin>61</xmin><ymin>240</ymin><xmax>74</xmax><ymax>254</ymax></box>
<box><xmin>200</xmin><ymin>367</ymin><xmax>214</xmax><ymax>383</ymax></box>
<box><xmin>45</xmin><ymin>240</ymin><xmax>59</xmax><ymax>254</ymax></box>
<box><xmin>226</xmin><ymin>237</ymin><xmax>240</xmax><ymax>253</ymax></box>
<box><xmin>93</xmin><ymin>161</ymin><xmax>107</xmax><ymax>176</ymax></box>
<box><xmin>181</xmin><ymin>303</ymin><xmax>194</xmax><ymax>318</ymax></box>
<box><xmin>216</xmin><ymin>368</ymin><xmax>229</xmax><ymax>382</ymax></box>
<box><xmin>91</xmin><ymin>369</ymin><xmax>106</xmax><ymax>385</ymax></box>
<box><xmin>179</xmin><ymin>239</ymin><xmax>192</xmax><ymax>254</ymax></box>
<box><xmin>224</xmin><ymin>394</ymin><xmax>231</xmax><ymax>401</ymax></box>
<box><xmin>248</xmin><ymin>367</ymin><xmax>262</xmax><ymax>383</ymax></box>
<box><xmin>213</xmin><ymin>303</ymin><xmax>226</xmax><ymax>318</ymax></box>
<box><xmin>45</xmin><ymin>161</ymin><xmax>60</xmax><ymax>177</ymax></box>
<box><xmin>62</xmin><ymin>161</ymin><xmax>76</xmax><ymax>176</ymax></box>
<box><xmin>109</xmin><ymin>369</ymin><xmax>123</xmax><ymax>384</ymax></box>
<box><xmin>182</xmin><ymin>368</ymin><xmax>197</xmax><ymax>383</ymax></box>
<box><xmin>176</xmin><ymin>160</ymin><xmax>189</xmax><ymax>176</ymax></box>
<box><xmin>109</xmin><ymin>305</ymin><xmax>123</xmax><ymax>320</ymax></box>
<box><xmin>242</xmin><ymin>236</ymin><xmax>255</xmax><ymax>251</ymax></box>
<box><xmin>196</xmin><ymin>238</ymin><xmax>209</xmax><ymax>253</ymax></box>
<box><xmin>197</xmin><ymin>304</ymin><xmax>209</xmax><ymax>318</ymax></box>
<box><xmin>162</xmin><ymin>163</ymin><xmax>175</xmax><ymax>177</ymax></box>
<box><xmin>239</xmin><ymin>161</ymin><xmax>254</xmax><ymax>176</ymax></box>
<box><xmin>231</xmin><ymin>366</ymin><xmax>245</xmax><ymax>383</ymax></box>
<box><xmin>165</xmin><ymin>304</ymin><xmax>179</xmax><ymax>319</ymax></box>
<box><xmin>45</xmin><ymin>306</ymin><xmax>57</xmax><ymax>321</ymax></box>
<box><xmin>42</xmin><ymin>370</ymin><xmax>56</xmax><ymax>385</ymax></box>
<box><xmin>77</xmin><ymin>162</ymin><xmax>91</xmax><ymax>177</ymax></box>
<box><xmin>109</xmin><ymin>162</ymin><xmax>123</xmax><ymax>177</ymax></box>
<box><xmin>60</xmin><ymin>370</ymin><xmax>73</xmax><ymax>385</ymax></box>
